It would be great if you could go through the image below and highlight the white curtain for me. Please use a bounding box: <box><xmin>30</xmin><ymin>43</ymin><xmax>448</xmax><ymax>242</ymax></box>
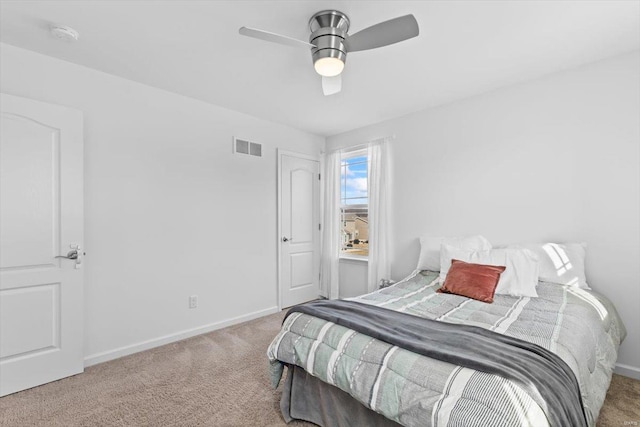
<box><xmin>320</xmin><ymin>150</ymin><xmax>341</xmax><ymax>299</ymax></box>
<box><xmin>367</xmin><ymin>138</ymin><xmax>391</xmax><ymax>293</ymax></box>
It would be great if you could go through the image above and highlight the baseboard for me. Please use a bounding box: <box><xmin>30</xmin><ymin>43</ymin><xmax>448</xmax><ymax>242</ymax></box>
<box><xmin>615</xmin><ymin>363</ymin><xmax>640</xmax><ymax>380</ymax></box>
<box><xmin>84</xmin><ymin>306</ymin><xmax>280</xmax><ymax>367</ymax></box>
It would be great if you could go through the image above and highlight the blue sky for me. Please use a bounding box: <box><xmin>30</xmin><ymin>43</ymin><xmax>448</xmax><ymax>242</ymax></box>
<box><xmin>341</xmin><ymin>155</ymin><xmax>368</xmax><ymax>205</ymax></box>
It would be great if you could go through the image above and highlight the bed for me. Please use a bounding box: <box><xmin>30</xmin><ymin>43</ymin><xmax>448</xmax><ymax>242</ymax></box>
<box><xmin>267</xmin><ymin>269</ymin><xmax>626</xmax><ymax>427</ymax></box>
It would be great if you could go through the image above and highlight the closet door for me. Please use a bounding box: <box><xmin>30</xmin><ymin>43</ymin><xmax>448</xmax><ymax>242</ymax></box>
<box><xmin>278</xmin><ymin>151</ymin><xmax>320</xmax><ymax>308</ymax></box>
<box><xmin>0</xmin><ymin>93</ymin><xmax>84</xmax><ymax>396</ymax></box>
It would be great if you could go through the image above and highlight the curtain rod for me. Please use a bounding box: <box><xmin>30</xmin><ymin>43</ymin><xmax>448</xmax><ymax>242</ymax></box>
<box><xmin>321</xmin><ymin>134</ymin><xmax>396</xmax><ymax>155</ymax></box>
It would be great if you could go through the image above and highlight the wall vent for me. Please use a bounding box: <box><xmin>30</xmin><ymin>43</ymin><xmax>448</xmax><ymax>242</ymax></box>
<box><xmin>233</xmin><ymin>137</ymin><xmax>262</xmax><ymax>157</ymax></box>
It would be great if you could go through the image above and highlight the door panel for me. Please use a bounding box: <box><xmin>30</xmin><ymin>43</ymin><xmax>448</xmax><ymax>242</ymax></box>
<box><xmin>0</xmin><ymin>115</ymin><xmax>59</xmax><ymax>269</ymax></box>
<box><xmin>290</xmin><ymin>169</ymin><xmax>313</xmax><ymax>243</ymax></box>
<box><xmin>0</xmin><ymin>283</ymin><xmax>60</xmax><ymax>359</ymax></box>
<box><xmin>279</xmin><ymin>153</ymin><xmax>320</xmax><ymax>308</ymax></box>
<box><xmin>0</xmin><ymin>93</ymin><xmax>84</xmax><ymax>396</ymax></box>
<box><xmin>290</xmin><ymin>252</ymin><xmax>313</xmax><ymax>289</ymax></box>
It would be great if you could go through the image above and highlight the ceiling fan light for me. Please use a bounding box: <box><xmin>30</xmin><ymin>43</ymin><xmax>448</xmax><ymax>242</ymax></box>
<box><xmin>314</xmin><ymin>57</ymin><xmax>344</xmax><ymax>77</ymax></box>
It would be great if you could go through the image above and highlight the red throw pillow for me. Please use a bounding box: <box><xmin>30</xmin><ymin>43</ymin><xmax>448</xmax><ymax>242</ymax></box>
<box><xmin>438</xmin><ymin>259</ymin><xmax>506</xmax><ymax>303</ymax></box>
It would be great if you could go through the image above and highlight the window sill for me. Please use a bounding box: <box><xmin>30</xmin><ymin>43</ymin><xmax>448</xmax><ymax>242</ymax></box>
<box><xmin>339</xmin><ymin>255</ymin><xmax>368</xmax><ymax>263</ymax></box>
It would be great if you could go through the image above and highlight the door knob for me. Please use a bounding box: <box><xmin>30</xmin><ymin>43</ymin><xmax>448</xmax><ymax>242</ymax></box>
<box><xmin>55</xmin><ymin>244</ymin><xmax>84</xmax><ymax>269</ymax></box>
<box><xmin>56</xmin><ymin>250</ymin><xmax>79</xmax><ymax>260</ymax></box>
<box><xmin>282</xmin><ymin>237</ymin><xmax>290</xmax><ymax>242</ymax></box>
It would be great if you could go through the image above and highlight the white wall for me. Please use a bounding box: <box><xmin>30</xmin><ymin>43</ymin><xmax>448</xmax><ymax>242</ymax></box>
<box><xmin>0</xmin><ymin>43</ymin><xmax>324</xmax><ymax>364</ymax></box>
<box><xmin>339</xmin><ymin>259</ymin><xmax>368</xmax><ymax>299</ymax></box>
<box><xmin>327</xmin><ymin>51</ymin><xmax>640</xmax><ymax>376</ymax></box>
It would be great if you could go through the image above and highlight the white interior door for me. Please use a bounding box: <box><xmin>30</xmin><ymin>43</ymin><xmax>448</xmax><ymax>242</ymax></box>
<box><xmin>279</xmin><ymin>151</ymin><xmax>320</xmax><ymax>308</ymax></box>
<box><xmin>0</xmin><ymin>93</ymin><xmax>84</xmax><ymax>396</ymax></box>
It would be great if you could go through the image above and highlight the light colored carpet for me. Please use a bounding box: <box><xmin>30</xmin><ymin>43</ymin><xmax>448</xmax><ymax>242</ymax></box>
<box><xmin>0</xmin><ymin>310</ymin><xmax>638</xmax><ymax>426</ymax></box>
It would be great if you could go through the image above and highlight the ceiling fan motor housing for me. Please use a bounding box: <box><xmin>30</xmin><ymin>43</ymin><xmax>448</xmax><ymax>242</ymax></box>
<box><xmin>309</xmin><ymin>10</ymin><xmax>350</xmax><ymax>68</ymax></box>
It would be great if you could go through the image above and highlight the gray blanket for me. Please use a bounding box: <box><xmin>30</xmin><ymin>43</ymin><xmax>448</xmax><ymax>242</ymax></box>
<box><xmin>288</xmin><ymin>298</ymin><xmax>587</xmax><ymax>427</ymax></box>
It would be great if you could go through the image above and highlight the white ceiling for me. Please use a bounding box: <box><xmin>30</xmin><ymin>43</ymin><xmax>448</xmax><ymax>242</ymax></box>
<box><xmin>1</xmin><ymin>1</ymin><xmax>639</xmax><ymax>136</ymax></box>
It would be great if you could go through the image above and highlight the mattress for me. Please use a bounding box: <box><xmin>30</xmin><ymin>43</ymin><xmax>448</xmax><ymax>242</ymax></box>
<box><xmin>268</xmin><ymin>270</ymin><xmax>626</xmax><ymax>427</ymax></box>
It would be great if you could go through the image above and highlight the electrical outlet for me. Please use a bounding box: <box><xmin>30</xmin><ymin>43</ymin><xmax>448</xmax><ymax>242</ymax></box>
<box><xmin>189</xmin><ymin>295</ymin><xmax>198</xmax><ymax>309</ymax></box>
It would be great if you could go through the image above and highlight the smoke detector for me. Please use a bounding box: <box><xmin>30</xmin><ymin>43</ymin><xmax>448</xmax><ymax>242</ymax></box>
<box><xmin>50</xmin><ymin>25</ymin><xmax>79</xmax><ymax>42</ymax></box>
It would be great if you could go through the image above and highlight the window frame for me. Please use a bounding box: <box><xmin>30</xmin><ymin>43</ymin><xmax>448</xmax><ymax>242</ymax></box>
<box><xmin>340</xmin><ymin>148</ymin><xmax>369</xmax><ymax>261</ymax></box>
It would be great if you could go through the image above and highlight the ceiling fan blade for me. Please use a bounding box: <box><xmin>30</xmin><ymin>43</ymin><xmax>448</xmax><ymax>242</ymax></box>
<box><xmin>322</xmin><ymin>75</ymin><xmax>342</xmax><ymax>96</ymax></box>
<box><xmin>238</xmin><ymin>27</ymin><xmax>316</xmax><ymax>49</ymax></box>
<box><xmin>344</xmin><ymin>14</ymin><xmax>419</xmax><ymax>52</ymax></box>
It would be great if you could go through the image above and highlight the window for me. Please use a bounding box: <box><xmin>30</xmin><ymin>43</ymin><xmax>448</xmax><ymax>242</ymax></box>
<box><xmin>340</xmin><ymin>150</ymin><xmax>368</xmax><ymax>257</ymax></box>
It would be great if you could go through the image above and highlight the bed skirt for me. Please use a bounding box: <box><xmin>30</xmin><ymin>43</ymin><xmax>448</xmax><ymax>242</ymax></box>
<box><xmin>281</xmin><ymin>365</ymin><xmax>401</xmax><ymax>427</ymax></box>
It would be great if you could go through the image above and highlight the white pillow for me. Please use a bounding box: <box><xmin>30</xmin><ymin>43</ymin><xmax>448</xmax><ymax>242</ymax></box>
<box><xmin>439</xmin><ymin>244</ymin><xmax>539</xmax><ymax>298</ymax></box>
<box><xmin>416</xmin><ymin>235</ymin><xmax>492</xmax><ymax>271</ymax></box>
<box><xmin>517</xmin><ymin>243</ymin><xmax>589</xmax><ymax>289</ymax></box>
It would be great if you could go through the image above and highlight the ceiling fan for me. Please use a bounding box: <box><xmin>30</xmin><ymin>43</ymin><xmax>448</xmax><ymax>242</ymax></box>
<box><xmin>239</xmin><ymin>10</ymin><xmax>419</xmax><ymax>96</ymax></box>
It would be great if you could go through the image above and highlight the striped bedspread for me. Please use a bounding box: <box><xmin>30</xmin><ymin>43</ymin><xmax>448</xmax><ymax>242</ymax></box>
<box><xmin>267</xmin><ymin>270</ymin><xmax>626</xmax><ymax>427</ymax></box>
